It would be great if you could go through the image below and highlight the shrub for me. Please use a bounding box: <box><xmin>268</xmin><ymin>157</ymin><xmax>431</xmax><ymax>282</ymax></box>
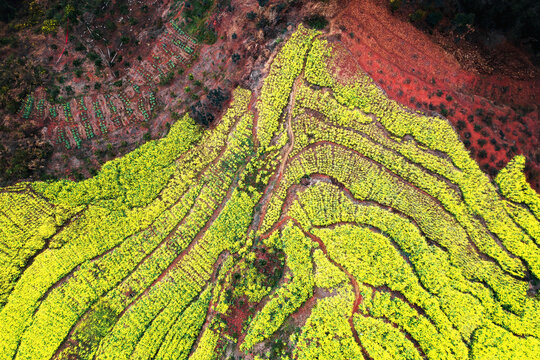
<box><xmin>190</xmin><ymin>100</ymin><xmax>214</xmax><ymax>127</ymax></box>
<box><xmin>257</xmin><ymin>16</ymin><xmax>270</xmax><ymax>30</ymax></box>
<box><xmin>207</xmin><ymin>87</ymin><xmax>228</xmax><ymax>108</ymax></box>
<box><xmin>41</xmin><ymin>19</ymin><xmax>58</xmax><ymax>34</ymax></box>
<box><xmin>439</xmin><ymin>104</ymin><xmax>448</xmax><ymax>117</ymax></box>
<box><xmin>159</xmin><ymin>71</ymin><xmax>175</xmax><ymax>86</ymax></box>
<box><xmin>410</xmin><ymin>9</ymin><xmax>426</xmax><ymax>23</ymax></box>
<box><xmin>304</xmin><ymin>15</ymin><xmax>328</xmax><ymax>30</ymax></box>
<box><xmin>426</xmin><ymin>11</ymin><xmax>443</xmax><ymax>27</ymax></box>
<box><xmin>390</xmin><ymin>0</ymin><xmax>401</xmax><ymax>12</ymax></box>
<box><xmin>478</xmin><ymin>149</ymin><xmax>487</xmax><ymax>159</ymax></box>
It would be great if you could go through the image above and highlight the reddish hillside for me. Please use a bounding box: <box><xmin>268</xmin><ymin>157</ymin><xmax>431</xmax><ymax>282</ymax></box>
<box><xmin>330</xmin><ymin>0</ymin><xmax>539</xmax><ymax>190</ymax></box>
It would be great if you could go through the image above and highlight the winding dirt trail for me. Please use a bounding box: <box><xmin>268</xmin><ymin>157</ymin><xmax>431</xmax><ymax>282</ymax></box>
<box><xmin>295</xmin><ymin>220</ymin><xmax>370</xmax><ymax>359</ymax></box>
<box><xmin>249</xmin><ymin>69</ymin><xmax>306</xmax><ymax>239</ymax></box>
<box><xmin>279</xmin><ymin>74</ymin><xmax>302</xmax><ymax>176</ymax></box>
<box><xmin>262</xmin><ymin>214</ymin><xmax>370</xmax><ymax>358</ymax></box>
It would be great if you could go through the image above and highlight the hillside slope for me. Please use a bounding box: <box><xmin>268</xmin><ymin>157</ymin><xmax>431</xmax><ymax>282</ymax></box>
<box><xmin>1</xmin><ymin>24</ymin><xmax>539</xmax><ymax>360</ymax></box>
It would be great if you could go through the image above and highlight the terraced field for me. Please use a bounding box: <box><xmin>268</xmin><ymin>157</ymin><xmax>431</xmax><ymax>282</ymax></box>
<box><xmin>18</xmin><ymin>16</ymin><xmax>196</xmax><ymax>149</ymax></box>
<box><xmin>1</xmin><ymin>25</ymin><xmax>539</xmax><ymax>360</ymax></box>
<box><xmin>335</xmin><ymin>0</ymin><xmax>539</xmax><ymax>190</ymax></box>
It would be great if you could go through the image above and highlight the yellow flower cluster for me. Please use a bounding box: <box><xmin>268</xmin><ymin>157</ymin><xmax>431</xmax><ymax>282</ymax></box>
<box><xmin>256</xmin><ymin>24</ymin><xmax>319</xmax><ymax>149</ymax></box>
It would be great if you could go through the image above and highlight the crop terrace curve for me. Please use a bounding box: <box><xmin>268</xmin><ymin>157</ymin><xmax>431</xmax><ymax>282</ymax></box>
<box><xmin>0</xmin><ymin>24</ymin><xmax>539</xmax><ymax>360</ymax></box>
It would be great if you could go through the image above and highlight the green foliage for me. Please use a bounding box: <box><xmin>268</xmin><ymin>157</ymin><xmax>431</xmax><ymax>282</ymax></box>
<box><xmin>182</xmin><ymin>0</ymin><xmax>217</xmax><ymax>44</ymax></box>
<box><xmin>496</xmin><ymin>155</ymin><xmax>540</xmax><ymax>218</ymax></box>
<box><xmin>354</xmin><ymin>314</ymin><xmax>422</xmax><ymax>360</ymax></box>
<box><xmin>0</xmin><ymin>190</ymin><xmax>73</xmax><ymax>306</ymax></box>
<box><xmin>303</xmin><ymin>15</ymin><xmax>328</xmax><ymax>30</ymax></box>
<box><xmin>159</xmin><ymin>70</ymin><xmax>175</xmax><ymax>86</ymax></box>
<box><xmin>313</xmin><ymin>249</ymin><xmax>348</xmax><ymax>289</ymax></box>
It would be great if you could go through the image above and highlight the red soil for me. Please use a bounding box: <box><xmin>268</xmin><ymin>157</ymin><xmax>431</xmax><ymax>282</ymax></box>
<box><xmin>224</xmin><ymin>295</ymin><xmax>252</xmax><ymax>338</ymax></box>
<box><xmin>223</xmin><ymin>248</ymin><xmax>283</xmax><ymax>344</ymax></box>
<box><xmin>330</xmin><ymin>0</ymin><xmax>539</xmax><ymax>190</ymax></box>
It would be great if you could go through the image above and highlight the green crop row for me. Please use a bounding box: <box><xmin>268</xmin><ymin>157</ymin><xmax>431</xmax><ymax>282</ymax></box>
<box><xmin>2</xmin><ymin>24</ymin><xmax>539</xmax><ymax>360</ymax></box>
<box><xmin>504</xmin><ymin>201</ymin><xmax>540</xmax><ymax>246</ymax></box>
<box><xmin>313</xmin><ymin>224</ymin><xmax>468</xmax><ymax>358</ymax></box>
<box><xmin>292</xmin><ymin>181</ymin><xmax>539</xmax><ymax>354</ymax></box>
<box><xmin>313</xmin><ymin>248</ymin><xmax>348</xmax><ymax>290</ymax></box>
<box><xmin>363</xmin><ymin>289</ymin><xmax>460</xmax><ymax>359</ymax></box>
<box><xmin>58</xmin><ymin>89</ymin><xmax>254</xmax><ymax>360</ymax></box>
<box><xmin>130</xmin><ymin>286</ymin><xmax>213</xmax><ymax>360</ymax></box>
<box><xmin>33</xmin><ymin>114</ymin><xmax>201</xmax><ymax>210</ymax></box>
<box><xmin>291</xmin><ymin>89</ymin><xmax>460</xmax><ymax>182</ymax></box>
<box><xmin>281</xmin><ymin>144</ymin><xmax>530</xmax><ymax>314</ymax></box>
<box><xmin>185</xmin><ymin>257</ymin><xmax>237</xmax><ymax>360</ymax></box>
<box><xmin>470</xmin><ymin>323</ymin><xmax>540</xmax><ymax>359</ymax></box>
<box><xmin>292</xmin><ymin>245</ymin><xmax>362</xmax><ymax>359</ymax></box>
<box><xmin>94</xmin><ymin>185</ymin><xmax>258</xmax><ymax>359</ymax></box>
<box><xmin>0</xmin><ymin>118</ymin><xmax>202</xmax><ymax>359</ymax></box>
<box><xmin>1</xmin><ymin>89</ymin><xmax>254</xmax><ymax>359</ymax></box>
<box><xmin>293</xmin><ymin>83</ymin><xmax>372</xmax><ymax>129</ymax></box>
<box><xmin>291</xmin><ymin>182</ymin><xmax>539</xmax><ymax>337</ymax></box>
<box><xmin>496</xmin><ymin>155</ymin><xmax>540</xmax><ymax>219</ymax></box>
<box><xmin>15</xmin><ymin>184</ymin><xmax>202</xmax><ymax>360</ymax></box>
<box><xmin>189</xmin><ymin>326</ymin><xmax>220</xmax><ymax>360</ymax></box>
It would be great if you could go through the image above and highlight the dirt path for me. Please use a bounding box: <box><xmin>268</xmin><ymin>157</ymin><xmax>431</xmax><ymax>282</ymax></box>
<box><xmin>295</xmin><ymin>218</ymin><xmax>370</xmax><ymax>359</ymax></box>
<box><xmin>279</xmin><ymin>74</ymin><xmax>302</xmax><ymax>175</ymax></box>
<box><xmin>258</xmin><ymin>212</ymin><xmax>367</xmax><ymax>354</ymax></box>
<box><xmin>249</xmin><ymin>70</ymin><xmax>305</xmax><ymax>239</ymax></box>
